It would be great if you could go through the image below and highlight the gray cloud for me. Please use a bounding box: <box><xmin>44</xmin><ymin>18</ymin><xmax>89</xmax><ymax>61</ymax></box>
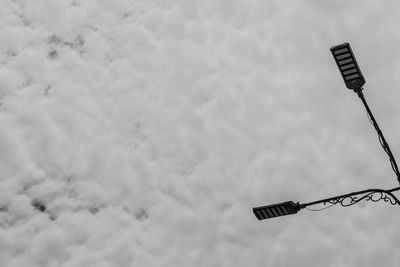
<box><xmin>1</xmin><ymin>0</ymin><xmax>400</xmax><ymax>266</ymax></box>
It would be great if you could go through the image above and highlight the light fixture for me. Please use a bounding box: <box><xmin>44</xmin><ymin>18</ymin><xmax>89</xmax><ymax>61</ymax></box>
<box><xmin>253</xmin><ymin>201</ymin><xmax>301</xmax><ymax>220</ymax></box>
<box><xmin>330</xmin><ymin>42</ymin><xmax>365</xmax><ymax>91</ymax></box>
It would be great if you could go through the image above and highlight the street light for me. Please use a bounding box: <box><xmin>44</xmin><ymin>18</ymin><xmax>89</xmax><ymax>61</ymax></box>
<box><xmin>253</xmin><ymin>201</ymin><xmax>301</xmax><ymax>220</ymax></box>
<box><xmin>253</xmin><ymin>42</ymin><xmax>400</xmax><ymax>221</ymax></box>
<box><xmin>254</xmin><ymin>187</ymin><xmax>400</xmax><ymax>220</ymax></box>
<box><xmin>330</xmin><ymin>42</ymin><xmax>365</xmax><ymax>91</ymax></box>
<box><xmin>331</xmin><ymin>42</ymin><xmax>400</xmax><ymax>184</ymax></box>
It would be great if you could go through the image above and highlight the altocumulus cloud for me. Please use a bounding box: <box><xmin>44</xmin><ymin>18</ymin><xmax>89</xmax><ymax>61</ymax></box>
<box><xmin>1</xmin><ymin>0</ymin><xmax>400</xmax><ymax>266</ymax></box>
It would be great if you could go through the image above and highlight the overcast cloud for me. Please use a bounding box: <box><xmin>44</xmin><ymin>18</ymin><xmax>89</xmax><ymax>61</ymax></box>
<box><xmin>1</xmin><ymin>0</ymin><xmax>400</xmax><ymax>266</ymax></box>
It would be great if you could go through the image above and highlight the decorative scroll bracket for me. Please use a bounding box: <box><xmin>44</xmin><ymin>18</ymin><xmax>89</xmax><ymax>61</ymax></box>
<box><xmin>300</xmin><ymin>186</ymin><xmax>400</xmax><ymax>210</ymax></box>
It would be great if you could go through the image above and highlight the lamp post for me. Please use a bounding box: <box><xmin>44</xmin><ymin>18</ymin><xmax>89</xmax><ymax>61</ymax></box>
<box><xmin>330</xmin><ymin>43</ymin><xmax>400</xmax><ymax>184</ymax></box>
<box><xmin>253</xmin><ymin>42</ymin><xmax>400</xmax><ymax>220</ymax></box>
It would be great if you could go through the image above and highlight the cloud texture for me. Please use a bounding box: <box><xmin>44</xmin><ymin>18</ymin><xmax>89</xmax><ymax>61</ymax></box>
<box><xmin>1</xmin><ymin>0</ymin><xmax>400</xmax><ymax>266</ymax></box>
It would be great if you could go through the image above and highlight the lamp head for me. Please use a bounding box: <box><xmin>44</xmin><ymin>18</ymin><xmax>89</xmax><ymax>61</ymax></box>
<box><xmin>330</xmin><ymin>42</ymin><xmax>365</xmax><ymax>92</ymax></box>
<box><xmin>253</xmin><ymin>201</ymin><xmax>301</xmax><ymax>220</ymax></box>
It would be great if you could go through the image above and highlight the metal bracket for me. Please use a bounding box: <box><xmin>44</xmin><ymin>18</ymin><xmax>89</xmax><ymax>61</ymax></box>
<box><xmin>300</xmin><ymin>187</ymin><xmax>400</xmax><ymax>210</ymax></box>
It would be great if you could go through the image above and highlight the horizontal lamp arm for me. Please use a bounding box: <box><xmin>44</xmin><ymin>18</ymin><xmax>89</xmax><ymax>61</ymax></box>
<box><xmin>253</xmin><ymin>187</ymin><xmax>400</xmax><ymax>220</ymax></box>
<box><xmin>300</xmin><ymin>186</ymin><xmax>400</xmax><ymax>209</ymax></box>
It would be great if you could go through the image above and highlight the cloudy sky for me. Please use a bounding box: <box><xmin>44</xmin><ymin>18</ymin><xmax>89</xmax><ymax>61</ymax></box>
<box><xmin>1</xmin><ymin>0</ymin><xmax>400</xmax><ymax>266</ymax></box>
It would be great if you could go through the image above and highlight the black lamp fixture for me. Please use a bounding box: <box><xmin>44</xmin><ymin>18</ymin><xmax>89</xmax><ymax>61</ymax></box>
<box><xmin>330</xmin><ymin>42</ymin><xmax>365</xmax><ymax>92</ymax></box>
<box><xmin>253</xmin><ymin>201</ymin><xmax>301</xmax><ymax>220</ymax></box>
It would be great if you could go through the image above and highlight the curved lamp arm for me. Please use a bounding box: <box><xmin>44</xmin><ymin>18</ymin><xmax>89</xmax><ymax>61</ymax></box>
<box><xmin>300</xmin><ymin>186</ymin><xmax>400</xmax><ymax>210</ymax></box>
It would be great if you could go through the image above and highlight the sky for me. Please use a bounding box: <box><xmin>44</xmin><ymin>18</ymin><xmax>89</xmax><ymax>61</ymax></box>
<box><xmin>1</xmin><ymin>0</ymin><xmax>400</xmax><ymax>266</ymax></box>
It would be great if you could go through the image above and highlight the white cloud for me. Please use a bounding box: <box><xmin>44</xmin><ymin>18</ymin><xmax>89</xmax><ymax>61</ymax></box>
<box><xmin>1</xmin><ymin>0</ymin><xmax>400</xmax><ymax>266</ymax></box>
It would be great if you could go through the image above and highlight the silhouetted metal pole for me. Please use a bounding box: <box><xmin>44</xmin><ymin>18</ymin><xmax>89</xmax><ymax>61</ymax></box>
<box><xmin>355</xmin><ymin>89</ymin><xmax>400</xmax><ymax>184</ymax></box>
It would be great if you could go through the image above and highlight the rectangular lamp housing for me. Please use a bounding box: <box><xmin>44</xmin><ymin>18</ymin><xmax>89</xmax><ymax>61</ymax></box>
<box><xmin>330</xmin><ymin>42</ymin><xmax>365</xmax><ymax>91</ymax></box>
<box><xmin>253</xmin><ymin>201</ymin><xmax>300</xmax><ymax>220</ymax></box>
